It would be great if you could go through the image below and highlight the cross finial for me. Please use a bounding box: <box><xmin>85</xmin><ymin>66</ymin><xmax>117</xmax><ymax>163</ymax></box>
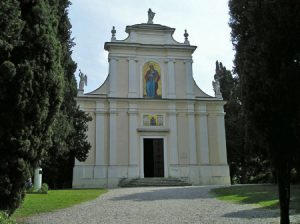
<box><xmin>184</xmin><ymin>29</ymin><xmax>190</xmax><ymax>45</ymax></box>
<box><xmin>111</xmin><ymin>26</ymin><xmax>116</xmax><ymax>41</ymax></box>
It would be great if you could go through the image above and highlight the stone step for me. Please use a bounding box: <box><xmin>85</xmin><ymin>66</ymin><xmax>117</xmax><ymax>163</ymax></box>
<box><xmin>119</xmin><ymin>178</ymin><xmax>191</xmax><ymax>187</ymax></box>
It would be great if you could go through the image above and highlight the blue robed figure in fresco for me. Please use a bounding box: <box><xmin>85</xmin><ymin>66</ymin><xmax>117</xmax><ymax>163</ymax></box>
<box><xmin>145</xmin><ymin>64</ymin><xmax>160</xmax><ymax>97</ymax></box>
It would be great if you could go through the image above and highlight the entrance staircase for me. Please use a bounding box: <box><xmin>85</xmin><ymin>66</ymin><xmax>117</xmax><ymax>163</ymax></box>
<box><xmin>118</xmin><ymin>178</ymin><xmax>191</xmax><ymax>187</ymax></box>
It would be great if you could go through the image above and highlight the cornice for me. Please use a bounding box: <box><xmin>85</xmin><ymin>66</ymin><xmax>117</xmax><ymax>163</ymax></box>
<box><xmin>104</xmin><ymin>42</ymin><xmax>197</xmax><ymax>52</ymax></box>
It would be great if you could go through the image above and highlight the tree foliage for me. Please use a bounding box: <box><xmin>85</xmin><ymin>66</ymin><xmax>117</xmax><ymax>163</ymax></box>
<box><xmin>42</xmin><ymin>107</ymin><xmax>92</xmax><ymax>189</ymax></box>
<box><xmin>215</xmin><ymin>61</ymin><xmax>272</xmax><ymax>184</ymax></box>
<box><xmin>229</xmin><ymin>0</ymin><xmax>300</xmax><ymax>223</ymax></box>
<box><xmin>0</xmin><ymin>0</ymin><xmax>92</xmax><ymax>212</ymax></box>
<box><xmin>41</xmin><ymin>0</ymin><xmax>91</xmax><ymax>189</ymax></box>
<box><xmin>0</xmin><ymin>0</ymin><xmax>64</xmax><ymax>215</ymax></box>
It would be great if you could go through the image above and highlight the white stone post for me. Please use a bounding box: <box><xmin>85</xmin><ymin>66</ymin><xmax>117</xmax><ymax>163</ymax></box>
<box><xmin>34</xmin><ymin>167</ymin><xmax>42</xmax><ymax>190</ymax></box>
<box><xmin>167</xmin><ymin>59</ymin><xmax>176</xmax><ymax>99</ymax></box>
<box><xmin>128</xmin><ymin>58</ymin><xmax>138</xmax><ymax>98</ymax></box>
<box><xmin>108</xmin><ymin>57</ymin><xmax>118</xmax><ymax>97</ymax></box>
<box><xmin>187</xmin><ymin>103</ymin><xmax>197</xmax><ymax>164</ymax></box>
<box><xmin>184</xmin><ymin>59</ymin><xmax>194</xmax><ymax>99</ymax></box>
<box><xmin>197</xmin><ymin>104</ymin><xmax>210</xmax><ymax>164</ymax></box>
<box><xmin>128</xmin><ymin>103</ymin><xmax>139</xmax><ymax>177</ymax></box>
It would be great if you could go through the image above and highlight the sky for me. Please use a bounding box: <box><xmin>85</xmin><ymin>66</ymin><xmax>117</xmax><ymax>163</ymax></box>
<box><xmin>69</xmin><ymin>0</ymin><xmax>234</xmax><ymax>96</ymax></box>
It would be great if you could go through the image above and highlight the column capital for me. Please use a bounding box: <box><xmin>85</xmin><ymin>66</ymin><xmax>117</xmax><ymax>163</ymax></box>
<box><xmin>129</xmin><ymin>103</ymin><xmax>137</xmax><ymax>108</ymax></box>
<box><xmin>187</xmin><ymin>102</ymin><xmax>195</xmax><ymax>109</ymax></box>
<box><xmin>128</xmin><ymin>111</ymin><xmax>138</xmax><ymax>115</ymax></box>
<box><xmin>198</xmin><ymin>111</ymin><xmax>209</xmax><ymax>116</ymax></box>
<box><xmin>95</xmin><ymin>110</ymin><xmax>107</xmax><ymax>115</ymax></box>
<box><xmin>208</xmin><ymin>112</ymin><xmax>226</xmax><ymax>116</ymax></box>
<box><xmin>164</xmin><ymin>58</ymin><xmax>176</xmax><ymax>63</ymax></box>
<box><xmin>168</xmin><ymin>103</ymin><xmax>176</xmax><ymax>109</ymax></box>
<box><xmin>167</xmin><ymin>111</ymin><xmax>177</xmax><ymax>116</ymax></box>
<box><xmin>108</xmin><ymin>56</ymin><xmax>119</xmax><ymax>62</ymax></box>
<box><xmin>96</xmin><ymin>101</ymin><xmax>105</xmax><ymax>109</ymax></box>
<box><xmin>183</xmin><ymin>59</ymin><xmax>193</xmax><ymax>64</ymax></box>
<box><xmin>128</xmin><ymin>107</ymin><xmax>138</xmax><ymax>115</ymax></box>
<box><xmin>187</xmin><ymin>111</ymin><xmax>195</xmax><ymax>116</ymax></box>
<box><xmin>109</xmin><ymin>110</ymin><xmax>118</xmax><ymax>115</ymax></box>
<box><xmin>127</xmin><ymin>57</ymin><xmax>138</xmax><ymax>62</ymax></box>
<box><xmin>109</xmin><ymin>104</ymin><xmax>118</xmax><ymax>114</ymax></box>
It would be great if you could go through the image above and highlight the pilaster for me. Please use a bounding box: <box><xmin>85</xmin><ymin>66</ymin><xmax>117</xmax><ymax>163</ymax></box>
<box><xmin>187</xmin><ymin>103</ymin><xmax>197</xmax><ymax>164</ymax></box>
<box><xmin>128</xmin><ymin>103</ymin><xmax>139</xmax><ymax>177</ymax></box>
<box><xmin>108</xmin><ymin>57</ymin><xmax>118</xmax><ymax>97</ymax></box>
<box><xmin>184</xmin><ymin>59</ymin><xmax>194</xmax><ymax>99</ymax></box>
<box><xmin>95</xmin><ymin>101</ymin><xmax>107</xmax><ymax>165</ymax></box>
<box><xmin>166</xmin><ymin>59</ymin><xmax>176</xmax><ymax>98</ymax></box>
<box><xmin>216</xmin><ymin>110</ymin><xmax>228</xmax><ymax>164</ymax></box>
<box><xmin>168</xmin><ymin>103</ymin><xmax>178</xmax><ymax>164</ymax></box>
<box><xmin>128</xmin><ymin>58</ymin><xmax>138</xmax><ymax>98</ymax></box>
<box><xmin>197</xmin><ymin>104</ymin><xmax>210</xmax><ymax>164</ymax></box>
<box><xmin>109</xmin><ymin>101</ymin><xmax>117</xmax><ymax>165</ymax></box>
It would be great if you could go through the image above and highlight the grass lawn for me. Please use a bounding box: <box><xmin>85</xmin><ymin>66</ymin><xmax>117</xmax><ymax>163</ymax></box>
<box><xmin>211</xmin><ymin>184</ymin><xmax>300</xmax><ymax>213</ymax></box>
<box><xmin>12</xmin><ymin>189</ymin><xmax>107</xmax><ymax>219</ymax></box>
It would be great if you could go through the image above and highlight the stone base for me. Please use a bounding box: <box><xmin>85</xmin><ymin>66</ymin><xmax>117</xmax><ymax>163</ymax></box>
<box><xmin>72</xmin><ymin>165</ymin><xmax>139</xmax><ymax>188</ymax></box>
<box><xmin>72</xmin><ymin>164</ymin><xmax>231</xmax><ymax>188</ymax></box>
<box><xmin>169</xmin><ymin>164</ymin><xmax>231</xmax><ymax>186</ymax></box>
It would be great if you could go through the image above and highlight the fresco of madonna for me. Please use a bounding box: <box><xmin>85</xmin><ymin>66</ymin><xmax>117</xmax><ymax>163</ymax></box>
<box><xmin>143</xmin><ymin>61</ymin><xmax>162</xmax><ymax>98</ymax></box>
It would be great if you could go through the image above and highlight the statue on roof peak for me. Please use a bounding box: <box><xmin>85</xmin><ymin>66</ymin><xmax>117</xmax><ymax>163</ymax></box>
<box><xmin>147</xmin><ymin>8</ymin><xmax>155</xmax><ymax>24</ymax></box>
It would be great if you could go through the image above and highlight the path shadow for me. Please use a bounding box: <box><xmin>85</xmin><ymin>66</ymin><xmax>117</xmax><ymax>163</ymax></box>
<box><xmin>110</xmin><ymin>186</ymin><xmax>215</xmax><ymax>201</ymax></box>
<box><xmin>223</xmin><ymin>207</ymin><xmax>300</xmax><ymax>220</ymax></box>
<box><xmin>222</xmin><ymin>207</ymin><xmax>279</xmax><ymax>219</ymax></box>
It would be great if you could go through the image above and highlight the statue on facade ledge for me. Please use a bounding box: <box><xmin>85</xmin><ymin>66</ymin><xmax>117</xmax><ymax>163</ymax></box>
<box><xmin>78</xmin><ymin>69</ymin><xmax>87</xmax><ymax>92</ymax></box>
<box><xmin>212</xmin><ymin>79</ymin><xmax>221</xmax><ymax>96</ymax></box>
<box><xmin>147</xmin><ymin>8</ymin><xmax>155</xmax><ymax>24</ymax></box>
<box><xmin>213</xmin><ymin>60</ymin><xmax>223</xmax><ymax>99</ymax></box>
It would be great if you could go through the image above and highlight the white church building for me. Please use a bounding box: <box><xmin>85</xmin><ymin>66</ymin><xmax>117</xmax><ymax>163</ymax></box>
<box><xmin>73</xmin><ymin>10</ymin><xmax>230</xmax><ymax>188</ymax></box>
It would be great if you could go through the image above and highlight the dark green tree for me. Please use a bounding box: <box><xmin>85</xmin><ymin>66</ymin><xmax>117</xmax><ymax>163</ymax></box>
<box><xmin>229</xmin><ymin>0</ymin><xmax>300</xmax><ymax>223</ymax></box>
<box><xmin>42</xmin><ymin>0</ymin><xmax>91</xmax><ymax>189</ymax></box>
<box><xmin>215</xmin><ymin>61</ymin><xmax>271</xmax><ymax>184</ymax></box>
<box><xmin>42</xmin><ymin>107</ymin><xmax>92</xmax><ymax>189</ymax></box>
<box><xmin>0</xmin><ymin>0</ymin><xmax>25</xmax><ymax>214</ymax></box>
<box><xmin>214</xmin><ymin>61</ymin><xmax>245</xmax><ymax>183</ymax></box>
<box><xmin>0</xmin><ymin>0</ymin><xmax>64</xmax><ymax>214</ymax></box>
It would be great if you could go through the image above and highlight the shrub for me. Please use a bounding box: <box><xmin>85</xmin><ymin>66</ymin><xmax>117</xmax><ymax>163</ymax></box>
<box><xmin>26</xmin><ymin>183</ymin><xmax>48</xmax><ymax>194</ymax></box>
<box><xmin>38</xmin><ymin>183</ymin><xmax>49</xmax><ymax>194</ymax></box>
<box><xmin>0</xmin><ymin>211</ymin><xmax>17</xmax><ymax>224</ymax></box>
<box><xmin>26</xmin><ymin>186</ymin><xmax>34</xmax><ymax>193</ymax></box>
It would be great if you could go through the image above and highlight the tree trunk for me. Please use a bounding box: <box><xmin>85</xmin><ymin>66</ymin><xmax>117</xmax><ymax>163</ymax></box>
<box><xmin>277</xmin><ymin>163</ymin><xmax>290</xmax><ymax>224</ymax></box>
<box><xmin>240</xmin><ymin>152</ymin><xmax>247</xmax><ymax>184</ymax></box>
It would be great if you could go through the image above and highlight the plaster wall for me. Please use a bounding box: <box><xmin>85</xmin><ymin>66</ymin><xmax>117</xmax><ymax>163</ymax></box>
<box><xmin>73</xmin><ymin>22</ymin><xmax>230</xmax><ymax>188</ymax></box>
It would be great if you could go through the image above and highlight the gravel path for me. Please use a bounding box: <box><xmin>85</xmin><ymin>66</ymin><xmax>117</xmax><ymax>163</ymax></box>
<box><xmin>25</xmin><ymin>186</ymin><xmax>300</xmax><ymax>224</ymax></box>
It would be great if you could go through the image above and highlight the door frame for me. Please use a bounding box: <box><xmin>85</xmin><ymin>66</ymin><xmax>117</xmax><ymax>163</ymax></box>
<box><xmin>140</xmin><ymin>136</ymin><xmax>168</xmax><ymax>178</ymax></box>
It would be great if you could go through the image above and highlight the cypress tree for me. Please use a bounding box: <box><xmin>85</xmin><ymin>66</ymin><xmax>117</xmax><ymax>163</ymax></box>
<box><xmin>229</xmin><ymin>0</ymin><xmax>300</xmax><ymax>223</ymax></box>
<box><xmin>214</xmin><ymin>61</ymin><xmax>245</xmax><ymax>183</ymax></box>
<box><xmin>42</xmin><ymin>0</ymin><xmax>91</xmax><ymax>188</ymax></box>
<box><xmin>0</xmin><ymin>0</ymin><xmax>64</xmax><ymax>214</ymax></box>
<box><xmin>0</xmin><ymin>0</ymin><xmax>24</xmax><ymax>214</ymax></box>
<box><xmin>216</xmin><ymin>61</ymin><xmax>271</xmax><ymax>184</ymax></box>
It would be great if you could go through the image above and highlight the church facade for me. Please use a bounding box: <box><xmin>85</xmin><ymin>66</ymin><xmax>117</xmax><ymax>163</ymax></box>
<box><xmin>73</xmin><ymin>13</ymin><xmax>230</xmax><ymax>188</ymax></box>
